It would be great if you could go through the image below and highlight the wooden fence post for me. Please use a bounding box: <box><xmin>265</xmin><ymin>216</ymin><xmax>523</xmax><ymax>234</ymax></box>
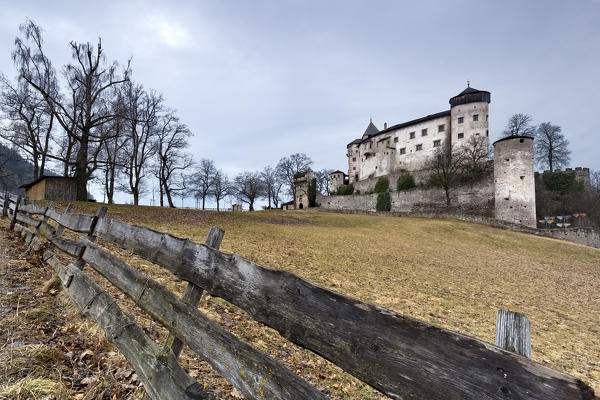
<box><xmin>166</xmin><ymin>226</ymin><xmax>225</xmax><ymax>358</ymax></box>
<box><xmin>495</xmin><ymin>309</ymin><xmax>531</xmax><ymax>359</ymax></box>
<box><xmin>2</xmin><ymin>192</ymin><xmax>8</xmax><ymax>218</ymax></box>
<box><xmin>9</xmin><ymin>195</ymin><xmax>22</xmax><ymax>231</ymax></box>
<box><xmin>75</xmin><ymin>206</ymin><xmax>107</xmax><ymax>270</ymax></box>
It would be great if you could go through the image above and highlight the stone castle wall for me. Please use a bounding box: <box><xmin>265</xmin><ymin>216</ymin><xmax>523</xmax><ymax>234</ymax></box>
<box><xmin>317</xmin><ymin>174</ymin><xmax>494</xmax><ymax>215</ymax></box>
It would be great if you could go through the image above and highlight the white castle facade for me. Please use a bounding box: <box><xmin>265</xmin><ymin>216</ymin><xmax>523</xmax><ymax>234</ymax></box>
<box><xmin>315</xmin><ymin>86</ymin><xmax>539</xmax><ymax>228</ymax></box>
<box><xmin>334</xmin><ymin>86</ymin><xmax>491</xmax><ymax>190</ymax></box>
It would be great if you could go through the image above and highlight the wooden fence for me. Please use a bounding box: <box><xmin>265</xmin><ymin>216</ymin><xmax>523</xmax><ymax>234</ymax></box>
<box><xmin>0</xmin><ymin>192</ymin><xmax>596</xmax><ymax>400</ymax></box>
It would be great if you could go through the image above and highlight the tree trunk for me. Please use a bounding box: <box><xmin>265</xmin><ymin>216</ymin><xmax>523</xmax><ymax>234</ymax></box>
<box><xmin>159</xmin><ymin>179</ymin><xmax>164</xmax><ymax>207</ymax></box>
<box><xmin>249</xmin><ymin>200</ymin><xmax>254</xmax><ymax>211</ymax></box>
<box><xmin>202</xmin><ymin>195</ymin><xmax>206</xmax><ymax>210</ymax></box>
<box><xmin>75</xmin><ymin>135</ymin><xmax>89</xmax><ymax>201</ymax></box>
<box><xmin>166</xmin><ymin>187</ymin><xmax>175</xmax><ymax>208</ymax></box>
<box><xmin>216</xmin><ymin>199</ymin><xmax>220</xmax><ymax>211</ymax></box>
<box><xmin>108</xmin><ymin>166</ymin><xmax>115</xmax><ymax>204</ymax></box>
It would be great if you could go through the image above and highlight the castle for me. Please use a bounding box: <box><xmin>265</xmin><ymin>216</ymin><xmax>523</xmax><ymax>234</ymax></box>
<box><xmin>294</xmin><ymin>86</ymin><xmax>540</xmax><ymax>228</ymax></box>
<box><xmin>331</xmin><ymin>86</ymin><xmax>491</xmax><ymax>193</ymax></box>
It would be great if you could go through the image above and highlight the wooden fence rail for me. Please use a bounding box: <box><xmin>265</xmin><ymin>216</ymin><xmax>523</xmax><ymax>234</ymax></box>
<box><xmin>0</xmin><ymin>192</ymin><xmax>596</xmax><ymax>400</ymax></box>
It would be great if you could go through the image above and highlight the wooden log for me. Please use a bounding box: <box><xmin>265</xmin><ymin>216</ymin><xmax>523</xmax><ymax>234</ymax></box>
<box><xmin>45</xmin><ymin>207</ymin><xmax>94</xmax><ymax>233</ymax></box>
<box><xmin>81</xmin><ymin>239</ymin><xmax>326</xmax><ymax>400</ymax></box>
<box><xmin>94</xmin><ymin>218</ymin><xmax>596</xmax><ymax>400</ymax></box>
<box><xmin>44</xmin><ymin>252</ymin><xmax>214</xmax><ymax>400</ymax></box>
<box><xmin>20</xmin><ymin>203</ymin><xmax>48</xmax><ymax>215</ymax></box>
<box><xmin>496</xmin><ymin>310</ymin><xmax>532</xmax><ymax>359</ymax></box>
<box><xmin>9</xmin><ymin>195</ymin><xmax>22</xmax><ymax>230</ymax></box>
<box><xmin>166</xmin><ymin>226</ymin><xmax>225</xmax><ymax>358</ymax></box>
<box><xmin>15</xmin><ymin>212</ymin><xmax>41</xmax><ymax>229</ymax></box>
<box><xmin>41</xmin><ymin>203</ymin><xmax>74</xmax><ymax>293</ymax></box>
<box><xmin>75</xmin><ymin>206</ymin><xmax>107</xmax><ymax>269</ymax></box>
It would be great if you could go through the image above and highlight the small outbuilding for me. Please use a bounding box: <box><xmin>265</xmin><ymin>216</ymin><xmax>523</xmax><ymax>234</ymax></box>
<box><xmin>20</xmin><ymin>176</ymin><xmax>78</xmax><ymax>201</ymax></box>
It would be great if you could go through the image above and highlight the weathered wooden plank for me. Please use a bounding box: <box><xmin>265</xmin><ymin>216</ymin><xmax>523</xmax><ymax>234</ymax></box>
<box><xmin>15</xmin><ymin>212</ymin><xmax>41</xmax><ymax>229</ymax></box>
<box><xmin>496</xmin><ymin>310</ymin><xmax>532</xmax><ymax>359</ymax></box>
<box><xmin>94</xmin><ymin>218</ymin><xmax>596</xmax><ymax>400</ymax></box>
<box><xmin>81</xmin><ymin>239</ymin><xmax>326</xmax><ymax>400</ymax></box>
<box><xmin>167</xmin><ymin>226</ymin><xmax>225</xmax><ymax>359</ymax></box>
<box><xmin>75</xmin><ymin>206</ymin><xmax>107</xmax><ymax>269</ymax></box>
<box><xmin>20</xmin><ymin>203</ymin><xmax>48</xmax><ymax>215</ymax></box>
<box><xmin>35</xmin><ymin>220</ymin><xmax>85</xmax><ymax>257</ymax></box>
<box><xmin>44</xmin><ymin>252</ymin><xmax>214</xmax><ymax>400</ymax></box>
<box><xmin>45</xmin><ymin>207</ymin><xmax>94</xmax><ymax>233</ymax></box>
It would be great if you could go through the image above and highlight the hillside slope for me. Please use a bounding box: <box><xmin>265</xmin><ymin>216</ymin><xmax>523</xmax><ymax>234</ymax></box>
<box><xmin>69</xmin><ymin>203</ymin><xmax>600</xmax><ymax>393</ymax></box>
<box><xmin>3</xmin><ymin>203</ymin><xmax>599</xmax><ymax>398</ymax></box>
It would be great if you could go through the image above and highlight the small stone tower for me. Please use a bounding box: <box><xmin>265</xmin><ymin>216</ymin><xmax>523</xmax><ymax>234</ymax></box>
<box><xmin>293</xmin><ymin>169</ymin><xmax>316</xmax><ymax>209</ymax></box>
<box><xmin>328</xmin><ymin>170</ymin><xmax>346</xmax><ymax>194</ymax></box>
<box><xmin>493</xmin><ymin>136</ymin><xmax>536</xmax><ymax>228</ymax></box>
<box><xmin>449</xmin><ymin>86</ymin><xmax>491</xmax><ymax>148</ymax></box>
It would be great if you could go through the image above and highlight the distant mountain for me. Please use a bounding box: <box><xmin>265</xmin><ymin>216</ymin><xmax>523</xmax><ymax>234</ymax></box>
<box><xmin>0</xmin><ymin>143</ymin><xmax>34</xmax><ymax>194</ymax></box>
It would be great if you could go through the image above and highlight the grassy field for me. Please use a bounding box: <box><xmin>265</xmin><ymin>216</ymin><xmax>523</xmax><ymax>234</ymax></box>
<box><xmin>2</xmin><ymin>203</ymin><xmax>600</xmax><ymax>398</ymax></box>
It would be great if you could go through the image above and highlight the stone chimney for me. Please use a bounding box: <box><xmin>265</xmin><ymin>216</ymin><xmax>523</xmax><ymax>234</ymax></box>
<box><xmin>384</xmin><ymin>122</ymin><xmax>388</xmax><ymax>129</ymax></box>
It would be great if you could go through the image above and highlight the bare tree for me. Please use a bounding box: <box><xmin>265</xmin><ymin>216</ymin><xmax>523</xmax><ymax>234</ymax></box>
<box><xmin>315</xmin><ymin>168</ymin><xmax>334</xmax><ymax>195</ymax></box>
<box><xmin>234</xmin><ymin>171</ymin><xmax>265</xmax><ymax>211</ymax></box>
<box><xmin>426</xmin><ymin>144</ymin><xmax>467</xmax><ymax>206</ymax></box>
<box><xmin>591</xmin><ymin>170</ymin><xmax>600</xmax><ymax>194</ymax></box>
<box><xmin>191</xmin><ymin>159</ymin><xmax>216</xmax><ymax>209</ymax></box>
<box><xmin>276</xmin><ymin>153</ymin><xmax>313</xmax><ymax>200</ymax></box>
<box><xmin>12</xmin><ymin>19</ymin><xmax>130</xmax><ymax>200</ymax></box>
<box><xmin>0</xmin><ymin>75</ymin><xmax>53</xmax><ymax>178</ymax></box>
<box><xmin>461</xmin><ymin>135</ymin><xmax>491</xmax><ymax>181</ymax></box>
<box><xmin>119</xmin><ymin>83</ymin><xmax>161</xmax><ymax>205</ymax></box>
<box><xmin>211</xmin><ymin>169</ymin><xmax>231</xmax><ymax>211</ymax></box>
<box><xmin>502</xmin><ymin>113</ymin><xmax>536</xmax><ymax>137</ymax></box>
<box><xmin>155</xmin><ymin>110</ymin><xmax>193</xmax><ymax>207</ymax></box>
<box><xmin>99</xmin><ymin>89</ymin><xmax>128</xmax><ymax>203</ymax></box>
<box><xmin>535</xmin><ymin>122</ymin><xmax>570</xmax><ymax>171</ymax></box>
<box><xmin>260</xmin><ymin>165</ymin><xmax>282</xmax><ymax>209</ymax></box>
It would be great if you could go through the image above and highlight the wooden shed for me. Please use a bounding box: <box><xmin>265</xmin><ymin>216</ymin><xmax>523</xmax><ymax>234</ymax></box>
<box><xmin>20</xmin><ymin>176</ymin><xmax>78</xmax><ymax>201</ymax></box>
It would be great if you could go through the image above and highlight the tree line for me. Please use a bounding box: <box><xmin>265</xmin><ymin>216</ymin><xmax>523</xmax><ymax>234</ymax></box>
<box><xmin>190</xmin><ymin>154</ymin><xmax>332</xmax><ymax>211</ymax></box>
<box><xmin>0</xmin><ymin>20</ymin><xmax>337</xmax><ymax>210</ymax></box>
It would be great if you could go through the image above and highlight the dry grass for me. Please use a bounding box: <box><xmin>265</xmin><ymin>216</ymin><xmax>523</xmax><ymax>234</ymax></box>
<box><xmin>6</xmin><ymin>203</ymin><xmax>600</xmax><ymax>398</ymax></box>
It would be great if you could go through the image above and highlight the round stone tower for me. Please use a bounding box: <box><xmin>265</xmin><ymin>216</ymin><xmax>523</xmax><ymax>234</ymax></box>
<box><xmin>449</xmin><ymin>86</ymin><xmax>491</xmax><ymax>148</ymax></box>
<box><xmin>493</xmin><ymin>136</ymin><xmax>536</xmax><ymax>228</ymax></box>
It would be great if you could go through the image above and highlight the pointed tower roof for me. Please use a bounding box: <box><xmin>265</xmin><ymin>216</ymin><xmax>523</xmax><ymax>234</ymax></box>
<box><xmin>363</xmin><ymin>119</ymin><xmax>379</xmax><ymax>137</ymax></box>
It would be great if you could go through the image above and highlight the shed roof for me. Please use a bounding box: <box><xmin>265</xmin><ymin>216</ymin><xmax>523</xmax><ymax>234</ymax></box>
<box><xmin>19</xmin><ymin>175</ymin><xmax>76</xmax><ymax>189</ymax></box>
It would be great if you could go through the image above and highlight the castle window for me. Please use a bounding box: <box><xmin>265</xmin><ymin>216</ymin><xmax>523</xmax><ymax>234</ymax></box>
<box><xmin>473</xmin><ymin>114</ymin><xmax>479</xmax><ymax>121</ymax></box>
<box><xmin>458</xmin><ymin>116</ymin><xmax>464</xmax><ymax>124</ymax></box>
<box><xmin>458</xmin><ymin>133</ymin><xmax>464</xmax><ymax>139</ymax></box>
<box><xmin>409</xmin><ymin>132</ymin><xmax>415</xmax><ymax>139</ymax></box>
<box><xmin>438</xmin><ymin>125</ymin><xmax>445</xmax><ymax>132</ymax></box>
<box><xmin>416</xmin><ymin>144</ymin><xmax>423</xmax><ymax>151</ymax></box>
<box><xmin>400</xmin><ymin>148</ymin><xmax>406</xmax><ymax>155</ymax></box>
<box><xmin>353</xmin><ymin>167</ymin><xmax>356</xmax><ymax>170</ymax></box>
<box><xmin>394</xmin><ymin>137</ymin><xmax>398</xmax><ymax>143</ymax></box>
<box><xmin>433</xmin><ymin>140</ymin><xmax>441</xmax><ymax>147</ymax></box>
<box><xmin>352</xmin><ymin>157</ymin><xmax>356</xmax><ymax>161</ymax></box>
<box><xmin>486</xmin><ymin>130</ymin><xmax>489</xmax><ymax>137</ymax></box>
<box><xmin>486</xmin><ymin>114</ymin><xmax>489</xmax><ymax>121</ymax></box>
<box><xmin>421</xmin><ymin>129</ymin><xmax>428</xmax><ymax>136</ymax></box>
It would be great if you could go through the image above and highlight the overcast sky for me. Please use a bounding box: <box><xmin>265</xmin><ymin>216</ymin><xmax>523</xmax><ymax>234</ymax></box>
<box><xmin>0</xmin><ymin>1</ymin><xmax>599</xmax><ymax>205</ymax></box>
